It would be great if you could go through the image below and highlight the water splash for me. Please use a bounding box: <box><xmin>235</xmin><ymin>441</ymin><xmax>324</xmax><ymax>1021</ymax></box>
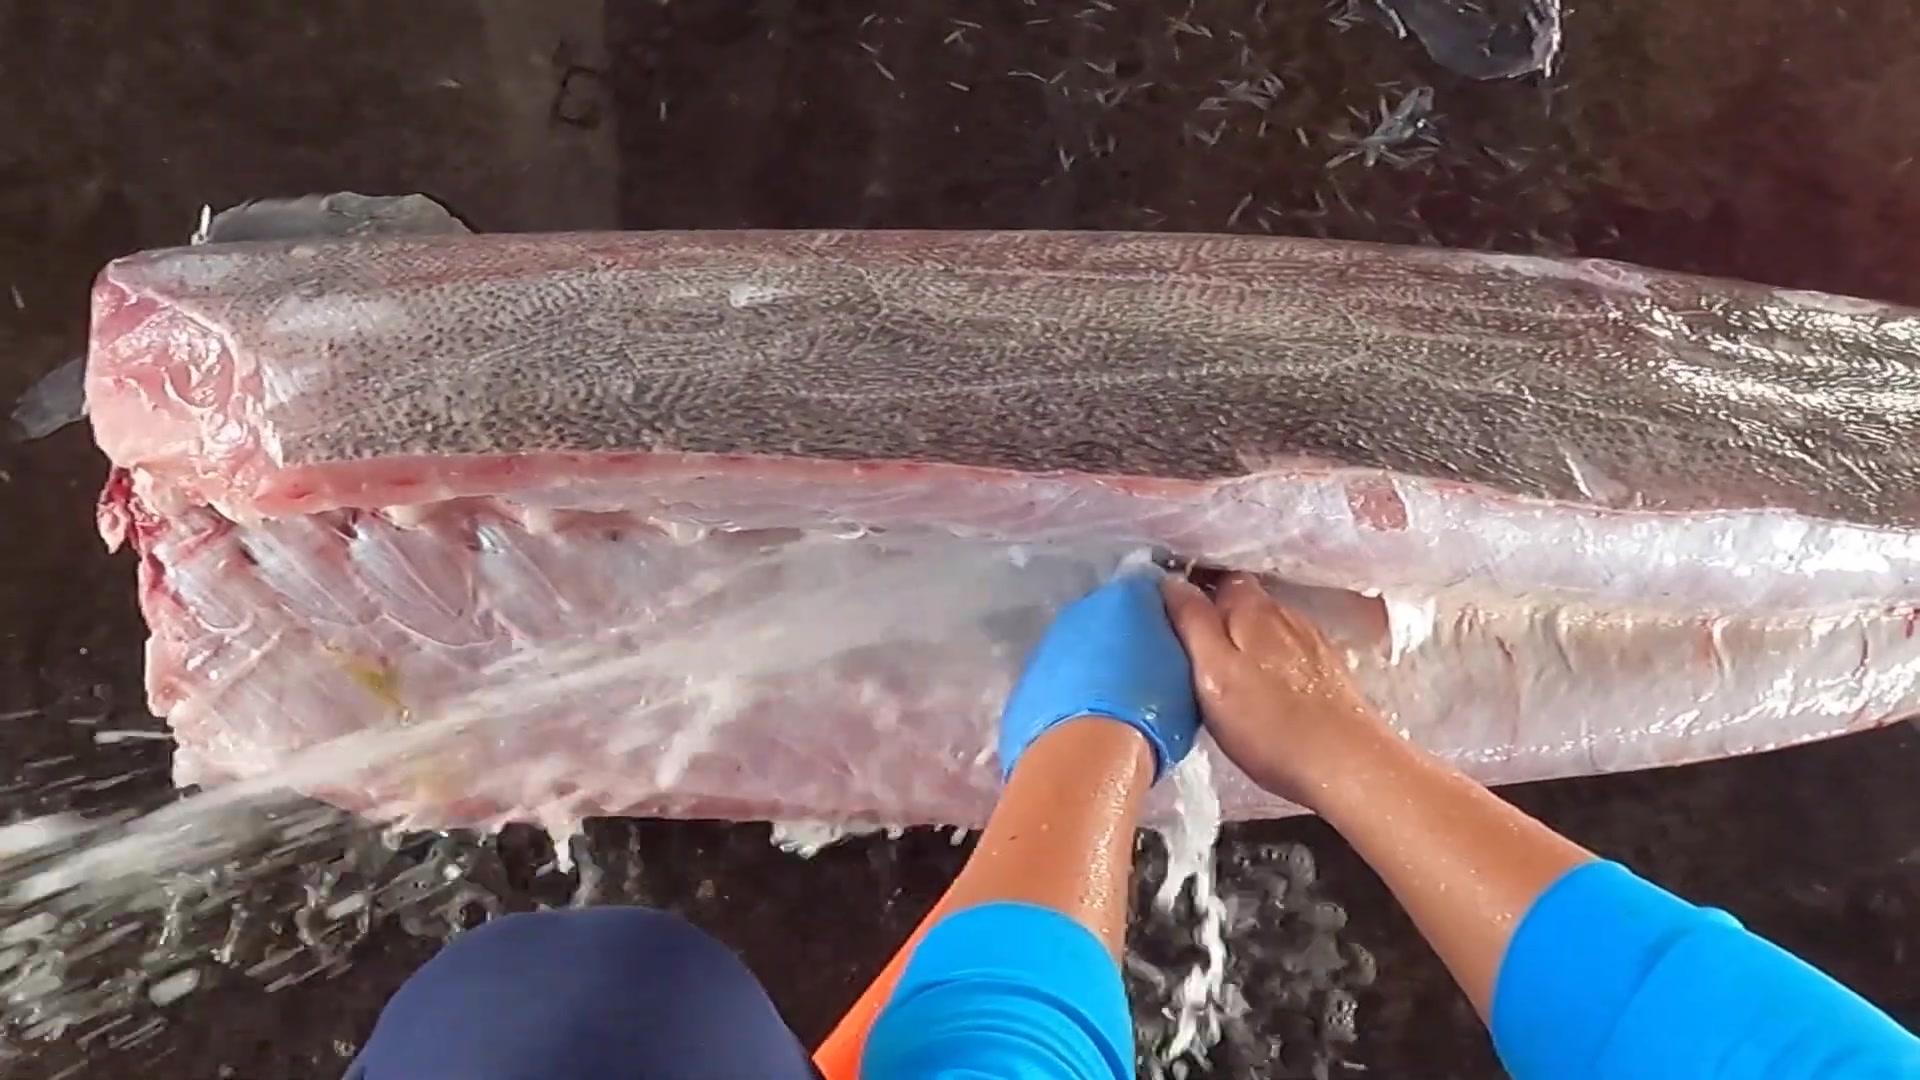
<box><xmin>1129</xmin><ymin>829</ymin><xmax>1370</xmax><ymax>1079</ymax></box>
<box><xmin>0</xmin><ymin>537</ymin><xmax>1133</xmax><ymax>1046</ymax></box>
<box><xmin>0</xmin><ymin>535</ymin><xmax>1364</xmax><ymax>1073</ymax></box>
<box><xmin>1129</xmin><ymin>754</ymin><xmax>1369</xmax><ymax>1079</ymax></box>
<box><xmin>768</xmin><ymin>820</ymin><xmax>903</xmax><ymax>858</ymax></box>
<box><xmin>1145</xmin><ymin>750</ymin><xmax>1232</xmax><ymax>1070</ymax></box>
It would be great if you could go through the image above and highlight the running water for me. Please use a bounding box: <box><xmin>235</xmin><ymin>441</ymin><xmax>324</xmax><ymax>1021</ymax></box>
<box><xmin>3</xmin><ymin>538</ymin><xmax>1343</xmax><ymax>1074</ymax></box>
<box><xmin>1153</xmin><ymin>752</ymin><xmax>1231</xmax><ymax>1066</ymax></box>
<box><xmin>1123</xmin><ymin>753</ymin><xmax>1370</xmax><ymax>1079</ymax></box>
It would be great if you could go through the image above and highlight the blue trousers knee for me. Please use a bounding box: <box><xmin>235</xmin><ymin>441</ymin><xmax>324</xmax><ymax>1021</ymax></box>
<box><xmin>348</xmin><ymin>907</ymin><xmax>819</xmax><ymax>1080</ymax></box>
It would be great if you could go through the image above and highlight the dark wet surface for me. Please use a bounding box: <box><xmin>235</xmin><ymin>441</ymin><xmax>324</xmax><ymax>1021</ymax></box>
<box><xmin>2</xmin><ymin>1</ymin><xmax>1917</xmax><ymax>1076</ymax></box>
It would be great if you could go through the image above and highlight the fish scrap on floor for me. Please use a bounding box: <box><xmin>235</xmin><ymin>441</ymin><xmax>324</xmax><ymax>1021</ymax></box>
<box><xmin>83</xmin><ymin>224</ymin><xmax>1920</xmax><ymax>832</ymax></box>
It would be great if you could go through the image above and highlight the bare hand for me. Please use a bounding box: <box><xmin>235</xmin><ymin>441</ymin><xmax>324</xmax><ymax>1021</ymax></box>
<box><xmin>1160</xmin><ymin>574</ymin><xmax>1389</xmax><ymax>811</ymax></box>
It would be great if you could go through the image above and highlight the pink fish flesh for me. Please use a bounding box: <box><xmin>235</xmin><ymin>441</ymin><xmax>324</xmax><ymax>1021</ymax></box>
<box><xmin>86</xmin><ymin>231</ymin><xmax>1920</xmax><ymax>829</ymax></box>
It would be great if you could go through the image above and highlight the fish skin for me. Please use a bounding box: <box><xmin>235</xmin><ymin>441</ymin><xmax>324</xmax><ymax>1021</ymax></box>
<box><xmin>87</xmin><ymin>232</ymin><xmax>1920</xmax><ymax>615</ymax></box>
<box><xmin>92</xmin><ymin>231</ymin><xmax>1920</xmax><ymax>524</ymax></box>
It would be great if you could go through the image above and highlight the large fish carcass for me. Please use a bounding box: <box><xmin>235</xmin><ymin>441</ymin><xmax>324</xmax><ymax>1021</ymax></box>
<box><xmin>86</xmin><ymin>229</ymin><xmax>1920</xmax><ymax>830</ymax></box>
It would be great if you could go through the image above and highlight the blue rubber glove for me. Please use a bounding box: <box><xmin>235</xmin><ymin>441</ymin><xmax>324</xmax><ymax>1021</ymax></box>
<box><xmin>998</xmin><ymin>570</ymin><xmax>1202</xmax><ymax>782</ymax></box>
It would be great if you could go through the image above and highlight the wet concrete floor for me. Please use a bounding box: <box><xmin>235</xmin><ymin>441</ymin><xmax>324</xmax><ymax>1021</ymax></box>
<box><xmin>1</xmin><ymin>1</ymin><xmax>1917</xmax><ymax>1076</ymax></box>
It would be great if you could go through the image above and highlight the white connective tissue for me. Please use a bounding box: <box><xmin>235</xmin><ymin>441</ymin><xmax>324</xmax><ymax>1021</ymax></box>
<box><xmin>1381</xmin><ymin>592</ymin><xmax>1438</xmax><ymax>662</ymax></box>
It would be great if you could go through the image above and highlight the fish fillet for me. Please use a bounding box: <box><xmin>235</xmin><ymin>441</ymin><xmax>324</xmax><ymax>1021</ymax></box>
<box><xmin>86</xmin><ymin>230</ymin><xmax>1920</xmax><ymax>829</ymax></box>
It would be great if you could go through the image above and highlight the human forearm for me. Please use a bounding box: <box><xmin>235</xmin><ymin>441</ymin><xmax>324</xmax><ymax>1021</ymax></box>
<box><xmin>1310</xmin><ymin>717</ymin><xmax>1592</xmax><ymax>1019</ymax></box>
<box><xmin>941</xmin><ymin>718</ymin><xmax>1154</xmax><ymax>956</ymax></box>
<box><xmin>1492</xmin><ymin>860</ymin><xmax>1920</xmax><ymax>1080</ymax></box>
<box><xmin>1160</xmin><ymin>576</ymin><xmax>1592</xmax><ymax>1018</ymax></box>
<box><xmin>831</xmin><ymin>720</ymin><xmax>1150</xmax><ymax>1080</ymax></box>
<box><xmin>861</xmin><ymin>720</ymin><xmax>1153</xmax><ymax>1078</ymax></box>
<box><xmin>1163</xmin><ymin>576</ymin><xmax>1920</xmax><ymax>1074</ymax></box>
<box><xmin>853</xmin><ymin>573</ymin><xmax>1192</xmax><ymax>1080</ymax></box>
<box><xmin>860</xmin><ymin>690</ymin><xmax>1161</xmax><ymax>1080</ymax></box>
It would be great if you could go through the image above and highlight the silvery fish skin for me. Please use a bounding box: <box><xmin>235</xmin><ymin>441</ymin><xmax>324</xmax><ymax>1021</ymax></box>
<box><xmin>89</xmin><ymin>231</ymin><xmax>1920</xmax><ymax>614</ymax></box>
<box><xmin>93</xmin><ymin>231</ymin><xmax>1920</xmax><ymax>518</ymax></box>
<box><xmin>83</xmin><ymin>229</ymin><xmax>1920</xmax><ymax>830</ymax></box>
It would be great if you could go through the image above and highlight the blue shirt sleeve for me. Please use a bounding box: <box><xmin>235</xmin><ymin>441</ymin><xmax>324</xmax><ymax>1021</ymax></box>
<box><xmin>862</xmin><ymin>902</ymin><xmax>1133</xmax><ymax>1080</ymax></box>
<box><xmin>1492</xmin><ymin>860</ymin><xmax>1920</xmax><ymax>1080</ymax></box>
